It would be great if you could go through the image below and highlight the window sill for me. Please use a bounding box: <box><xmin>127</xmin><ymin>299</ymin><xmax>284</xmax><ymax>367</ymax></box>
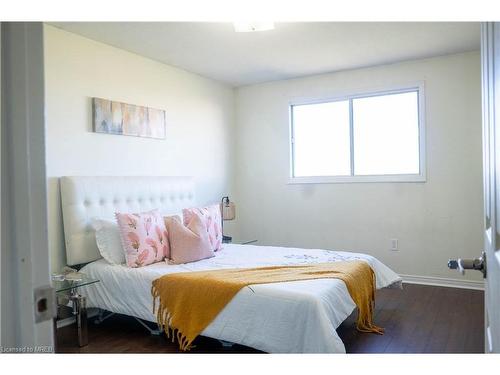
<box><xmin>288</xmin><ymin>174</ymin><xmax>426</xmax><ymax>184</ymax></box>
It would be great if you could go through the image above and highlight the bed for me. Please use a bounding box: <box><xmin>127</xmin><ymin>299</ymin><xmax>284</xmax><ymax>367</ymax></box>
<box><xmin>60</xmin><ymin>176</ymin><xmax>402</xmax><ymax>353</ymax></box>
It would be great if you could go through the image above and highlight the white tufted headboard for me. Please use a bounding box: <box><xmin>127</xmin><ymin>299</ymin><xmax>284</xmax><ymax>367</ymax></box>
<box><xmin>60</xmin><ymin>176</ymin><xmax>196</xmax><ymax>266</ymax></box>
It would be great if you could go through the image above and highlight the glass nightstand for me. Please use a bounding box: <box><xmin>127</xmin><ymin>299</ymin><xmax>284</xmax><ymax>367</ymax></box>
<box><xmin>53</xmin><ymin>275</ymin><xmax>99</xmax><ymax>347</ymax></box>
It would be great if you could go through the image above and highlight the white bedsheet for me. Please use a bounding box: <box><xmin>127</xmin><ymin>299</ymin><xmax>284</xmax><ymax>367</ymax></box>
<box><xmin>80</xmin><ymin>244</ymin><xmax>401</xmax><ymax>353</ymax></box>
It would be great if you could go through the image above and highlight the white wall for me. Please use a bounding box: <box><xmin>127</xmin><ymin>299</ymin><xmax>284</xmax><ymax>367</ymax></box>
<box><xmin>233</xmin><ymin>52</ymin><xmax>484</xmax><ymax>282</ymax></box>
<box><xmin>45</xmin><ymin>25</ymin><xmax>235</xmax><ymax>272</ymax></box>
<box><xmin>45</xmin><ymin>25</ymin><xmax>483</xmax><ymax>283</ymax></box>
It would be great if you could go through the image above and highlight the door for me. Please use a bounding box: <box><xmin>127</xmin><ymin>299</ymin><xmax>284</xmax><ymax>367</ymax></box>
<box><xmin>450</xmin><ymin>22</ymin><xmax>500</xmax><ymax>354</ymax></box>
<box><xmin>481</xmin><ymin>22</ymin><xmax>500</xmax><ymax>353</ymax></box>
<box><xmin>1</xmin><ymin>22</ymin><xmax>54</xmax><ymax>351</ymax></box>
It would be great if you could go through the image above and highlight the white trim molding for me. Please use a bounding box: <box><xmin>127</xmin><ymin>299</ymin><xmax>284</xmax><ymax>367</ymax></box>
<box><xmin>56</xmin><ymin>309</ymin><xmax>99</xmax><ymax>329</ymax></box>
<box><xmin>1</xmin><ymin>22</ymin><xmax>54</xmax><ymax>349</ymax></box>
<box><xmin>288</xmin><ymin>174</ymin><xmax>426</xmax><ymax>184</ymax></box>
<box><xmin>400</xmin><ymin>274</ymin><xmax>485</xmax><ymax>290</ymax></box>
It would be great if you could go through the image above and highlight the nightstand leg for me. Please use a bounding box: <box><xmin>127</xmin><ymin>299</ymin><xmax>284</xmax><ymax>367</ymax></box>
<box><xmin>53</xmin><ymin>317</ymin><xmax>58</xmax><ymax>352</ymax></box>
<box><xmin>74</xmin><ymin>295</ymin><xmax>88</xmax><ymax>347</ymax></box>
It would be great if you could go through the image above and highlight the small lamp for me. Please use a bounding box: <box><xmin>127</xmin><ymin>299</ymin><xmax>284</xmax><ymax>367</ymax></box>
<box><xmin>221</xmin><ymin>196</ymin><xmax>236</xmax><ymax>243</ymax></box>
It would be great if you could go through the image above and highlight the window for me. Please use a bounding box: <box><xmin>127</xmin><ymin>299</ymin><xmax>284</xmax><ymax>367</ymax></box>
<box><xmin>290</xmin><ymin>86</ymin><xmax>425</xmax><ymax>183</ymax></box>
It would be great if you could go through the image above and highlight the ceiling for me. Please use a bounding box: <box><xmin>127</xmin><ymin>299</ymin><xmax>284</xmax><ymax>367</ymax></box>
<box><xmin>49</xmin><ymin>22</ymin><xmax>480</xmax><ymax>87</ymax></box>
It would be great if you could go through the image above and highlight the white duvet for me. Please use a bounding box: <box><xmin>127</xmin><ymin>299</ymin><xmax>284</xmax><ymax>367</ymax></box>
<box><xmin>80</xmin><ymin>244</ymin><xmax>401</xmax><ymax>353</ymax></box>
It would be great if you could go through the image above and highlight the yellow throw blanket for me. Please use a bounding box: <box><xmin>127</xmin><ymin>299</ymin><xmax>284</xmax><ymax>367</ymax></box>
<box><xmin>151</xmin><ymin>260</ymin><xmax>383</xmax><ymax>351</ymax></box>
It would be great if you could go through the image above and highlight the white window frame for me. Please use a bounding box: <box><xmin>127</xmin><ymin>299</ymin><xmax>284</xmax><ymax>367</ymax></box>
<box><xmin>288</xmin><ymin>83</ymin><xmax>426</xmax><ymax>184</ymax></box>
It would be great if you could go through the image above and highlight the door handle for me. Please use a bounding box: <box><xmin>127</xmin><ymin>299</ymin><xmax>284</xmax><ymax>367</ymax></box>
<box><xmin>448</xmin><ymin>251</ymin><xmax>486</xmax><ymax>277</ymax></box>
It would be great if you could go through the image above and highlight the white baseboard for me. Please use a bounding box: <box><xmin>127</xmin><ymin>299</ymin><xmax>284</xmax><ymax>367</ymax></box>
<box><xmin>56</xmin><ymin>317</ymin><xmax>76</xmax><ymax>329</ymax></box>
<box><xmin>400</xmin><ymin>274</ymin><xmax>484</xmax><ymax>290</ymax></box>
<box><xmin>56</xmin><ymin>308</ymin><xmax>99</xmax><ymax>329</ymax></box>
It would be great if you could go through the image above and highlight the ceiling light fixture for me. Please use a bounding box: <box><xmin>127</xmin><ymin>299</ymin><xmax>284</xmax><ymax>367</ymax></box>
<box><xmin>233</xmin><ymin>22</ymin><xmax>275</xmax><ymax>32</ymax></box>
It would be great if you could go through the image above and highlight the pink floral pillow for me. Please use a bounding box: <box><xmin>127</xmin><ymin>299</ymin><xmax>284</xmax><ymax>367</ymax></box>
<box><xmin>115</xmin><ymin>209</ymin><xmax>169</xmax><ymax>268</ymax></box>
<box><xmin>182</xmin><ymin>204</ymin><xmax>222</xmax><ymax>252</ymax></box>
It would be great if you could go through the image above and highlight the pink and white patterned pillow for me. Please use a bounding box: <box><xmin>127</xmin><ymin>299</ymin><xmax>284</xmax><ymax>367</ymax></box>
<box><xmin>182</xmin><ymin>204</ymin><xmax>222</xmax><ymax>251</ymax></box>
<box><xmin>115</xmin><ymin>209</ymin><xmax>169</xmax><ymax>268</ymax></box>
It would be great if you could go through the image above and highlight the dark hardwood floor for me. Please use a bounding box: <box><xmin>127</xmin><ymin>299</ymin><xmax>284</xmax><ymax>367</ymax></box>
<box><xmin>337</xmin><ymin>283</ymin><xmax>484</xmax><ymax>353</ymax></box>
<box><xmin>56</xmin><ymin>284</ymin><xmax>484</xmax><ymax>354</ymax></box>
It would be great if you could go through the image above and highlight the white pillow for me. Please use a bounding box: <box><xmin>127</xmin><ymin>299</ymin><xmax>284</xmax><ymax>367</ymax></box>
<box><xmin>91</xmin><ymin>218</ymin><xmax>126</xmax><ymax>265</ymax></box>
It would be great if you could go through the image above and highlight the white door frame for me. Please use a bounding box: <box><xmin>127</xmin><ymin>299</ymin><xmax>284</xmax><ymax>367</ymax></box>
<box><xmin>481</xmin><ymin>22</ymin><xmax>500</xmax><ymax>354</ymax></box>
<box><xmin>1</xmin><ymin>22</ymin><xmax>53</xmax><ymax>352</ymax></box>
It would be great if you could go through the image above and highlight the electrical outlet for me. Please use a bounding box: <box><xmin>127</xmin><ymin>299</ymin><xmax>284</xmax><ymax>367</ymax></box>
<box><xmin>390</xmin><ymin>239</ymin><xmax>399</xmax><ymax>251</ymax></box>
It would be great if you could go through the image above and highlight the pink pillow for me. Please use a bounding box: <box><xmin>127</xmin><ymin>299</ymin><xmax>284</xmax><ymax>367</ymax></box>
<box><xmin>115</xmin><ymin>209</ymin><xmax>169</xmax><ymax>268</ymax></box>
<box><xmin>182</xmin><ymin>204</ymin><xmax>222</xmax><ymax>251</ymax></box>
<box><xmin>165</xmin><ymin>215</ymin><xmax>214</xmax><ymax>264</ymax></box>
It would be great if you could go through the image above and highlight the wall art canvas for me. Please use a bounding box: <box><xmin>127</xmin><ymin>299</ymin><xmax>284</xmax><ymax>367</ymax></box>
<box><xmin>92</xmin><ymin>97</ymin><xmax>166</xmax><ymax>139</ymax></box>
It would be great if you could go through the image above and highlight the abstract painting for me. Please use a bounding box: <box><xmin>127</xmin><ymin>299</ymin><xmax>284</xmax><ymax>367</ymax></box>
<box><xmin>92</xmin><ymin>98</ymin><xmax>166</xmax><ymax>139</ymax></box>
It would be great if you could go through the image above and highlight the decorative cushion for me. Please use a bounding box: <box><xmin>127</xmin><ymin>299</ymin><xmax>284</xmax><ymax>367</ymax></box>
<box><xmin>182</xmin><ymin>204</ymin><xmax>222</xmax><ymax>251</ymax></box>
<box><xmin>91</xmin><ymin>218</ymin><xmax>126</xmax><ymax>265</ymax></box>
<box><xmin>165</xmin><ymin>215</ymin><xmax>214</xmax><ymax>264</ymax></box>
<box><xmin>115</xmin><ymin>209</ymin><xmax>169</xmax><ymax>268</ymax></box>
